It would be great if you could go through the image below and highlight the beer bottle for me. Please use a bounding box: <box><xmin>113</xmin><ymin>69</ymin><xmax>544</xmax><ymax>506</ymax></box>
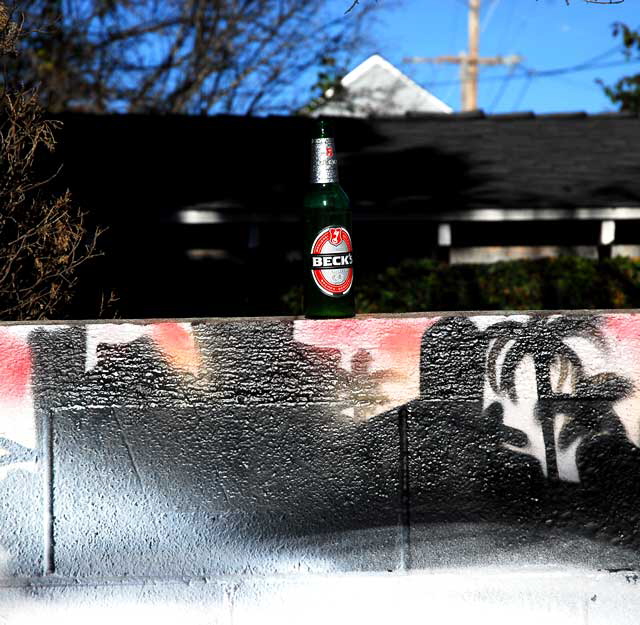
<box><xmin>303</xmin><ymin>120</ymin><xmax>355</xmax><ymax>319</ymax></box>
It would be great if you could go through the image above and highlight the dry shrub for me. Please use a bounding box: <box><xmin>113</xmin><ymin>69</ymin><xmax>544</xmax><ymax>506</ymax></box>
<box><xmin>0</xmin><ymin>5</ymin><xmax>102</xmax><ymax>319</ymax></box>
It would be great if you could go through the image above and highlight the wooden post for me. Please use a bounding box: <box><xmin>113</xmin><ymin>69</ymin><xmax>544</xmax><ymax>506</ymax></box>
<box><xmin>467</xmin><ymin>0</ymin><xmax>480</xmax><ymax>111</ymax></box>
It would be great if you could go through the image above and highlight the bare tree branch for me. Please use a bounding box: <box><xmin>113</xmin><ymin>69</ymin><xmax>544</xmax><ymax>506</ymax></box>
<box><xmin>6</xmin><ymin>0</ymin><xmax>377</xmax><ymax>115</ymax></box>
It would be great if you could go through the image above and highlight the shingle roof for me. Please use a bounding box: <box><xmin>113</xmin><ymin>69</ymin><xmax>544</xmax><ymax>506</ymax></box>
<box><xmin>52</xmin><ymin>111</ymin><xmax>640</xmax><ymax>221</ymax></box>
<box><xmin>343</xmin><ymin>111</ymin><xmax>640</xmax><ymax>212</ymax></box>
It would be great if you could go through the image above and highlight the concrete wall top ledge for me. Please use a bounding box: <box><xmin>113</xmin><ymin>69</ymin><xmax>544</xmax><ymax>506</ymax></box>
<box><xmin>4</xmin><ymin>308</ymin><xmax>640</xmax><ymax>326</ymax></box>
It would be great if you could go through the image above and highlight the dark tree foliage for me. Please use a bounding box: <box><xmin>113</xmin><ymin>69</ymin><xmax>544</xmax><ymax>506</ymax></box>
<box><xmin>297</xmin><ymin>55</ymin><xmax>348</xmax><ymax>115</ymax></box>
<box><xmin>599</xmin><ymin>22</ymin><xmax>640</xmax><ymax>113</ymax></box>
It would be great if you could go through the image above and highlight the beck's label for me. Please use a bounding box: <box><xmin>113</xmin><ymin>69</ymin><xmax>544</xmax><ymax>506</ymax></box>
<box><xmin>310</xmin><ymin>226</ymin><xmax>353</xmax><ymax>297</ymax></box>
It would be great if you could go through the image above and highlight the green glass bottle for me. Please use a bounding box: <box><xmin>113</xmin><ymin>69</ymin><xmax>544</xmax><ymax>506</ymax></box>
<box><xmin>303</xmin><ymin>120</ymin><xmax>355</xmax><ymax>319</ymax></box>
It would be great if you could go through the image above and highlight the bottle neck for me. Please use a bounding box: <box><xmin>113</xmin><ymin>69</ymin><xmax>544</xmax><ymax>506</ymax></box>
<box><xmin>310</xmin><ymin>137</ymin><xmax>338</xmax><ymax>184</ymax></box>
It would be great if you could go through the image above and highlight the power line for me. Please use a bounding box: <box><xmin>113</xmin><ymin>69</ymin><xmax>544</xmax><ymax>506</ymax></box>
<box><xmin>498</xmin><ymin>0</ymin><xmax>516</xmax><ymax>52</ymax></box>
<box><xmin>448</xmin><ymin>47</ymin><xmax>631</xmax><ymax>112</ymax></box>
<box><xmin>574</xmin><ymin>44</ymin><xmax>626</xmax><ymax>67</ymax></box>
<box><xmin>481</xmin><ymin>0</ymin><xmax>500</xmax><ymax>34</ymax></box>
<box><xmin>512</xmin><ymin>74</ymin><xmax>533</xmax><ymax>110</ymax></box>
<box><xmin>442</xmin><ymin>0</ymin><xmax>463</xmax><ymax>104</ymax></box>
<box><xmin>424</xmin><ymin>55</ymin><xmax>640</xmax><ymax>88</ymax></box>
<box><xmin>488</xmin><ymin>64</ymin><xmax>517</xmax><ymax>111</ymax></box>
<box><xmin>519</xmin><ymin>55</ymin><xmax>633</xmax><ymax>79</ymax></box>
<box><xmin>545</xmin><ymin>72</ymin><xmax>605</xmax><ymax>93</ymax></box>
<box><xmin>486</xmin><ymin>0</ymin><xmax>514</xmax><ymax>110</ymax></box>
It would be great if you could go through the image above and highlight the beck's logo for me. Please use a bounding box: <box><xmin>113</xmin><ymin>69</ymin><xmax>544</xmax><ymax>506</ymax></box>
<box><xmin>310</xmin><ymin>226</ymin><xmax>353</xmax><ymax>298</ymax></box>
<box><xmin>326</xmin><ymin>146</ymin><xmax>334</xmax><ymax>158</ymax></box>
<box><xmin>329</xmin><ymin>228</ymin><xmax>343</xmax><ymax>246</ymax></box>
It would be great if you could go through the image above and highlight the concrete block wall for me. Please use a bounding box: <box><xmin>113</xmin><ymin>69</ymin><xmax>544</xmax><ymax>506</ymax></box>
<box><xmin>1</xmin><ymin>313</ymin><xmax>640</xmax><ymax>623</ymax></box>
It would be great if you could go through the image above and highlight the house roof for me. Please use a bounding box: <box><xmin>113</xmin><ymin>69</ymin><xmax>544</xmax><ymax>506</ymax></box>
<box><xmin>310</xmin><ymin>54</ymin><xmax>453</xmax><ymax>118</ymax></box>
<box><xmin>339</xmin><ymin>110</ymin><xmax>640</xmax><ymax>215</ymax></box>
<box><xmin>51</xmin><ymin>110</ymin><xmax>640</xmax><ymax>223</ymax></box>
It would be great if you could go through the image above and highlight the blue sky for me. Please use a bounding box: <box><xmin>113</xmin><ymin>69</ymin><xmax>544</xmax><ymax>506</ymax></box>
<box><xmin>347</xmin><ymin>0</ymin><xmax>640</xmax><ymax>114</ymax></box>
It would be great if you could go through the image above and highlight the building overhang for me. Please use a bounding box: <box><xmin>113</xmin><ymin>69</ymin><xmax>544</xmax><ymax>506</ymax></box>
<box><xmin>173</xmin><ymin>205</ymin><xmax>640</xmax><ymax>225</ymax></box>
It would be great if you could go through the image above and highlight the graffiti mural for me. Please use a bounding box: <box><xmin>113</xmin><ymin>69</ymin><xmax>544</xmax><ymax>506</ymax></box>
<box><xmin>395</xmin><ymin>316</ymin><xmax>640</xmax><ymax>553</ymax></box>
<box><xmin>0</xmin><ymin>313</ymin><xmax>640</xmax><ymax>593</ymax></box>
<box><xmin>293</xmin><ymin>317</ymin><xmax>437</xmax><ymax>417</ymax></box>
<box><xmin>0</xmin><ymin>327</ymin><xmax>37</xmax><ymax>477</ymax></box>
<box><xmin>485</xmin><ymin>315</ymin><xmax>631</xmax><ymax>481</ymax></box>
<box><xmin>85</xmin><ymin>322</ymin><xmax>201</xmax><ymax>374</ymax></box>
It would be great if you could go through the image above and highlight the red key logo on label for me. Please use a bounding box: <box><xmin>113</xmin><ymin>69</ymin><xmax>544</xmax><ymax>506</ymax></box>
<box><xmin>310</xmin><ymin>226</ymin><xmax>353</xmax><ymax>297</ymax></box>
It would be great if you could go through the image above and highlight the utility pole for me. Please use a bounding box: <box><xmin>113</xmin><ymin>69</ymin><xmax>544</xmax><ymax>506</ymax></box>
<box><xmin>404</xmin><ymin>0</ymin><xmax>522</xmax><ymax>111</ymax></box>
<box><xmin>467</xmin><ymin>0</ymin><xmax>480</xmax><ymax>111</ymax></box>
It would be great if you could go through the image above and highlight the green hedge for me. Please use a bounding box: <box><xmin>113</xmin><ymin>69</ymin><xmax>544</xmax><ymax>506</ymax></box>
<box><xmin>284</xmin><ymin>256</ymin><xmax>640</xmax><ymax>314</ymax></box>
